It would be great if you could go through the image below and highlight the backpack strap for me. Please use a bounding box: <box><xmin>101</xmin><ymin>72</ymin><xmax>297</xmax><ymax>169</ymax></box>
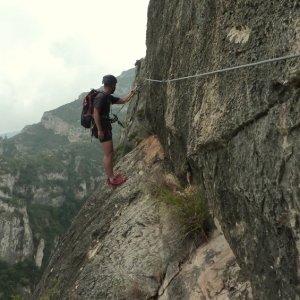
<box><xmin>89</xmin><ymin>90</ymin><xmax>102</xmax><ymax>142</ymax></box>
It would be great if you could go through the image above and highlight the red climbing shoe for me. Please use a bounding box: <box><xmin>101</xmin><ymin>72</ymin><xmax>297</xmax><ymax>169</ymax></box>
<box><xmin>105</xmin><ymin>173</ymin><xmax>121</xmax><ymax>186</ymax></box>
<box><xmin>106</xmin><ymin>176</ymin><xmax>127</xmax><ymax>189</ymax></box>
<box><xmin>114</xmin><ymin>172</ymin><xmax>121</xmax><ymax>179</ymax></box>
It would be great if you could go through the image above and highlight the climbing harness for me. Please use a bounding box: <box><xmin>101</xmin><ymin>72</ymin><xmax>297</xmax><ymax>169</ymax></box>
<box><xmin>110</xmin><ymin>114</ymin><xmax>126</xmax><ymax>128</ymax></box>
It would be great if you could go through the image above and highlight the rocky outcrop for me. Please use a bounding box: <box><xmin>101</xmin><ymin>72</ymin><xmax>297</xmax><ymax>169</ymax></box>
<box><xmin>0</xmin><ymin>171</ymin><xmax>19</xmax><ymax>199</ymax></box>
<box><xmin>0</xmin><ymin>200</ymin><xmax>34</xmax><ymax>265</ymax></box>
<box><xmin>34</xmin><ymin>136</ymin><xmax>252</xmax><ymax>300</ymax></box>
<box><xmin>158</xmin><ymin>230</ymin><xmax>252</xmax><ymax>300</ymax></box>
<box><xmin>41</xmin><ymin>112</ymin><xmax>84</xmax><ymax>143</ymax></box>
<box><xmin>35</xmin><ymin>238</ymin><xmax>45</xmax><ymax>268</ymax></box>
<box><xmin>143</xmin><ymin>1</ymin><xmax>300</xmax><ymax>299</ymax></box>
<box><xmin>115</xmin><ymin>68</ymin><xmax>136</xmax><ymax>96</ymax></box>
<box><xmin>119</xmin><ymin>59</ymin><xmax>153</xmax><ymax>148</ymax></box>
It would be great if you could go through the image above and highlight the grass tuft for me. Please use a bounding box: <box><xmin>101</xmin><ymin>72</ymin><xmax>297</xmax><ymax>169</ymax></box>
<box><xmin>125</xmin><ymin>282</ymin><xmax>149</xmax><ymax>300</ymax></box>
<box><xmin>149</xmin><ymin>177</ymin><xmax>210</xmax><ymax>240</ymax></box>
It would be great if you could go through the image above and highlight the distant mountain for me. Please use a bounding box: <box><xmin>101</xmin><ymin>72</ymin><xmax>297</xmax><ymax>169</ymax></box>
<box><xmin>0</xmin><ymin>68</ymin><xmax>135</xmax><ymax>299</ymax></box>
<box><xmin>0</xmin><ymin>131</ymin><xmax>20</xmax><ymax>139</ymax></box>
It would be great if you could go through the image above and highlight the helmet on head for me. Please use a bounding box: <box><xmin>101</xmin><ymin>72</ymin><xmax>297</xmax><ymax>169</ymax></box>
<box><xmin>102</xmin><ymin>75</ymin><xmax>117</xmax><ymax>84</ymax></box>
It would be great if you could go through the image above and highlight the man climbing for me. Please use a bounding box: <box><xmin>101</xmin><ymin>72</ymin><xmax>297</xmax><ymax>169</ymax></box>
<box><xmin>93</xmin><ymin>74</ymin><xmax>136</xmax><ymax>188</ymax></box>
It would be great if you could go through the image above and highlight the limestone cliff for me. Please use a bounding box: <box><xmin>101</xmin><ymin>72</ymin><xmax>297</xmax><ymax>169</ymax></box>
<box><xmin>143</xmin><ymin>1</ymin><xmax>300</xmax><ymax>299</ymax></box>
<box><xmin>34</xmin><ymin>136</ymin><xmax>251</xmax><ymax>300</ymax></box>
<box><xmin>40</xmin><ymin>112</ymin><xmax>83</xmax><ymax>143</ymax></box>
<box><xmin>33</xmin><ymin>1</ymin><xmax>300</xmax><ymax>299</ymax></box>
<box><xmin>0</xmin><ymin>200</ymin><xmax>34</xmax><ymax>265</ymax></box>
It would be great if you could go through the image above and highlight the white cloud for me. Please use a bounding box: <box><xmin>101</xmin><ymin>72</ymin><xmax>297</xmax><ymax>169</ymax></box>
<box><xmin>0</xmin><ymin>0</ymin><xmax>149</xmax><ymax>134</ymax></box>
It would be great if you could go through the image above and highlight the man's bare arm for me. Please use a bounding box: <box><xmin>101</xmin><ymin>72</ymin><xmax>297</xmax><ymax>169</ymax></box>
<box><xmin>116</xmin><ymin>86</ymin><xmax>138</xmax><ymax>104</ymax></box>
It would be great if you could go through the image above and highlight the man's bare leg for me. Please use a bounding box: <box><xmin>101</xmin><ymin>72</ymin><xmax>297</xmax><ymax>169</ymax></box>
<box><xmin>100</xmin><ymin>140</ymin><xmax>114</xmax><ymax>178</ymax></box>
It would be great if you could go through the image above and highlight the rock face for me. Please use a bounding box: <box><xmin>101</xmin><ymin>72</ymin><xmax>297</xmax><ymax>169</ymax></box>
<box><xmin>33</xmin><ymin>1</ymin><xmax>300</xmax><ymax>299</ymax></box>
<box><xmin>119</xmin><ymin>59</ymin><xmax>153</xmax><ymax>148</ymax></box>
<box><xmin>34</xmin><ymin>238</ymin><xmax>45</xmax><ymax>268</ymax></box>
<box><xmin>41</xmin><ymin>112</ymin><xmax>84</xmax><ymax>143</ymax></box>
<box><xmin>144</xmin><ymin>1</ymin><xmax>300</xmax><ymax>299</ymax></box>
<box><xmin>0</xmin><ymin>200</ymin><xmax>34</xmax><ymax>265</ymax></box>
<box><xmin>0</xmin><ymin>173</ymin><xmax>18</xmax><ymax>199</ymax></box>
<box><xmin>34</xmin><ymin>136</ymin><xmax>251</xmax><ymax>300</ymax></box>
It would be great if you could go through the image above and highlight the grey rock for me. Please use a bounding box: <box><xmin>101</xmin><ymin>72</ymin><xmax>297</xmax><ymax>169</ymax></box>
<box><xmin>144</xmin><ymin>0</ymin><xmax>300</xmax><ymax>298</ymax></box>
<box><xmin>34</xmin><ymin>137</ymin><xmax>250</xmax><ymax>300</ymax></box>
<box><xmin>34</xmin><ymin>0</ymin><xmax>300</xmax><ymax>299</ymax></box>
<box><xmin>0</xmin><ymin>200</ymin><xmax>34</xmax><ymax>265</ymax></box>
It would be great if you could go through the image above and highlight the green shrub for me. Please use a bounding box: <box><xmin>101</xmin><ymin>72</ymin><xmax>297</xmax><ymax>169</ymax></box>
<box><xmin>11</xmin><ymin>295</ymin><xmax>25</xmax><ymax>300</ymax></box>
<box><xmin>40</xmin><ymin>279</ymin><xmax>60</xmax><ymax>300</ymax></box>
<box><xmin>124</xmin><ymin>281</ymin><xmax>148</xmax><ymax>300</ymax></box>
<box><xmin>136</xmin><ymin>109</ymin><xmax>145</xmax><ymax>121</ymax></box>
<box><xmin>128</xmin><ymin>132</ymin><xmax>138</xmax><ymax>142</ymax></box>
<box><xmin>0</xmin><ymin>259</ymin><xmax>40</xmax><ymax>300</ymax></box>
<box><xmin>128</xmin><ymin>131</ymin><xmax>142</xmax><ymax>145</ymax></box>
<box><xmin>149</xmin><ymin>178</ymin><xmax>209</xmax><ymax>239</ymax></box>
<box><xmin>0</xmin><ymin>186</ymin><xmax>10</xmax><ymax>195</ymax></box>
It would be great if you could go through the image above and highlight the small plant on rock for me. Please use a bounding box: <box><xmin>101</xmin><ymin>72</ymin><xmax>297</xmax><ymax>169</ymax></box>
<box><xmin>11</xmin><ymin>296</ymin><xmax>25</xmax><ymax>300</ymax></box>
<box><xmin>125</xmin><ymin>282</ymin><xmax>149</xmax><ymax>300</ymax></box>
<box><xmin>149</xmin><ymin>177</ymin><xmax>210</xmax><ymax>241</ymax></box>
<box><xmin>136</xmin><ymin>109</ymin><xmax>145</xmax><ymax>121</ymax></box>
<box><xmin>128</xmin><ymin>131</ymin><xmax>142</xmax><ymax>145</ymax></box>
<box><xmin>40</xmin><ymin>279</ymin><xmax>60</xmax><ymax>300</ymax></box>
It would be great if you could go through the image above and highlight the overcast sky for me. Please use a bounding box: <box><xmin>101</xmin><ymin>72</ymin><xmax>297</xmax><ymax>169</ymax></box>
<box><xmin>0</xmin><ymin>0</ymin><xmax>149</xmax><ymax>134</ymax></box>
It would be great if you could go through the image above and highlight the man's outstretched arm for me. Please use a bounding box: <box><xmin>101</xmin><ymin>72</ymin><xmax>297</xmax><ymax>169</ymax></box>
<box><xmin>116</xmin><ymin>86</ymin><xmax>138</xmax><ymax>104</ymax></box>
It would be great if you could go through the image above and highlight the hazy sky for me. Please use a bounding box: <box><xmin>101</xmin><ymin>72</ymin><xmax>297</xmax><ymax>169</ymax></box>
<box><xmin>0</xmin><ymin>0</ymin><xmax>149</xmax><ymax>134</ymax></box>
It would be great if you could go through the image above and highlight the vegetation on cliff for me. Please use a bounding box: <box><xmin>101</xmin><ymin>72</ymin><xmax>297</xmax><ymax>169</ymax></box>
<box><xmin>149</xmin><ymin>178</ymin><xmax>210</xmax><ymax>241</ymax></box>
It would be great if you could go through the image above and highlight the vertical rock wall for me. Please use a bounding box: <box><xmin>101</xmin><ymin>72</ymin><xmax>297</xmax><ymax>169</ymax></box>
<box><xmin>0</xmin><ymin>200</ymin><xmax>34</xmax><ymax>265</ymax></box>
<box><xmin>145</xmin><ymin>0</ymin><xmax>300</xmax><ymax>299</ymax></box>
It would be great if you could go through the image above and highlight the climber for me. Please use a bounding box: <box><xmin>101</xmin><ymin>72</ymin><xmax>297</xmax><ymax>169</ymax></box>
<box><xmin>92</xmin><ymin>74</ymin><xmax>137</xmax><ymax>189</ymax></box>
